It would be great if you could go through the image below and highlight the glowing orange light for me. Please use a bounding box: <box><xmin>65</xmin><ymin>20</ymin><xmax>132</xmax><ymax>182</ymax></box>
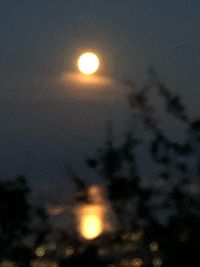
<box><xmin>75</xmin><ymin>185</ymin><xmax>114</xmax><ymax>240</ymax></box>
<box><xmin>81</xmin><ymin>214</ymin><xmax>102</xmax><ymax>239</ymax></box>
<box><xmin>78</xmin><ymin>205</ymin><xmax>104</xmax><ymax>240</ymax></box>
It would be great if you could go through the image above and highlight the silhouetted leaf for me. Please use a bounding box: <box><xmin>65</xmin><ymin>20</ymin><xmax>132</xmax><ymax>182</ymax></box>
<box><xmin>160</xmin><ymin>172</ymin><xmax>170</xmax><ymax>180</ymax></box>
<box><xmin>86</xmin><ymin>158</ymin><xmax>98</xmax><ymax>168</ymax></box>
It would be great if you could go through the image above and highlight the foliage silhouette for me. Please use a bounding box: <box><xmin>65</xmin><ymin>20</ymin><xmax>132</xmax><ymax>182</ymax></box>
<box><xmin>79</xmin><ymin>70</ymin><xmax>200</xmax><ymax>267</ymax></box>
<box><xmin>0</xmin><ymin>175</ymin><xmax>50</xmax><ymax>265</ymax></box>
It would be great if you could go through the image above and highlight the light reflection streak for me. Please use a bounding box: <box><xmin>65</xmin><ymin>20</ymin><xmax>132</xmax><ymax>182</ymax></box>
<box><xmin>76</xmin><ymin>185</ymin><xmax>114</xmax><ymax>240</ymax></box>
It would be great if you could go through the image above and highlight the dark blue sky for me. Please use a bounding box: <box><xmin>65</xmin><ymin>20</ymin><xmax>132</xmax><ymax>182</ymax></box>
<box><xmin>0</xmin><ymin>1</ymin><xmax>200</xmax><ymax>201</ymax></box>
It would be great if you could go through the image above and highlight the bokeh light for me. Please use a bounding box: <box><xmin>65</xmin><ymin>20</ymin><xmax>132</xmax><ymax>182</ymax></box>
<box><xmin>65</xmin><ymin>246</ymin><xmax>74</xmax><ymax>256</ymax></box>
<box><xmin>35</xmin><ymin>246</ymin><xmax>45</xmax><ymax>257</ymax></box>
<box><xmin>131</xmin><ymin>258</ymin><xmax>143</xmax><ymax>267</ymax></box>
<box><xmin>153</xmin><ymin>257</ymin><xmax>162</xmax><ymax>267</ymax></box>
<box><xmin>149</xmin><ymin>242</ymin><xmax>159</xmax><ymax>252</ymax></box>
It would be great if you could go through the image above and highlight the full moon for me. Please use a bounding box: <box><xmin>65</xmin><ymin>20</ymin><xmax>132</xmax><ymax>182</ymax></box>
<box><xmin>77</xmin><ymin>52</ymin><xmax>100</xmax><ymax>75</ymax></box>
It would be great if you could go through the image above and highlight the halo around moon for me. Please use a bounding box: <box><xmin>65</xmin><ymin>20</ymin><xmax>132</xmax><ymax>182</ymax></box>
<box><xmin>77</xmin><ymin>52</ymin><xmax>100</xmax><ymax>75</ymax></box>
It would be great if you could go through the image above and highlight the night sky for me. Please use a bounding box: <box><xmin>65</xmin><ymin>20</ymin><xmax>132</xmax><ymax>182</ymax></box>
<box><xmin>0</xmin><ymin>1</ymin><xmax>200</xmax><ymax>201</ymax></box>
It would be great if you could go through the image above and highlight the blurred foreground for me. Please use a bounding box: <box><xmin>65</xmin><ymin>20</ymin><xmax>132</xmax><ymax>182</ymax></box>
<box><xmin>1</xmin><ymin>73</ymin><xmax>200</xmax><ymax>267</ymax></box>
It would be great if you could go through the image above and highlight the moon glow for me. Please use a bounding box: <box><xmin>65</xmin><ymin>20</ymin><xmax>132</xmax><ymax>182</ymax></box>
<box><xmin>78</xmin><ymin>52</ymin><xmax>100</xmax><ymax>75</ymax></box>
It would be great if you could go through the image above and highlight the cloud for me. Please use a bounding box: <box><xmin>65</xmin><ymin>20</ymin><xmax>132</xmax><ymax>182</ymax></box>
<box><xmin>59</xmin><ymin>71</ymin><xmax>126</xmax><ymax>101</ymax></box>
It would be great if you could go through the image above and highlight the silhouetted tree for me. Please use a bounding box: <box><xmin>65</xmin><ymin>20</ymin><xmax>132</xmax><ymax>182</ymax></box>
<box><xmin>0</xmin><ymin>175</ymin><xmax>50</xmax><ymax>266</ymax></box>
<box><xmin>82</xmin><ymin>69</ymin><xmax>200</xmax><ymax>267</ymax></box>
<box><xmin>0</xmin><ymin>176</ymin><xmax>30</xmax><ymax>259</ymax></box>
